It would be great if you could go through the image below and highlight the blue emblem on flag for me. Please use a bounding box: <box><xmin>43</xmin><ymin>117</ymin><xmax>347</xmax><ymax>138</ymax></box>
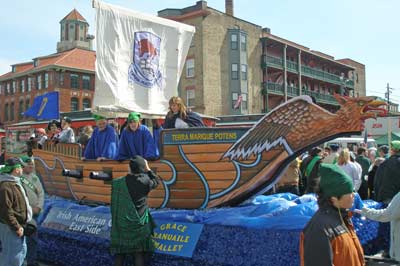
<box><xmin>128</xmin><ymin>31</ymin><xmax>162</xmax><ymax>88</ymax></box>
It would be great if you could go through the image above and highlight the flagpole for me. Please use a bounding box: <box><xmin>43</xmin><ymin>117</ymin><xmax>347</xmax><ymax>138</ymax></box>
<box><xmin>388</xmin><ymin>116</ymin><xmax>392</xmax><ymax>147</ymax></box>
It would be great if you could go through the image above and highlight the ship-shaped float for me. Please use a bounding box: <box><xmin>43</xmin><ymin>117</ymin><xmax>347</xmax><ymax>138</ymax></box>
<box><xmin>32</xmin><ymin>94</ymin><xmax>387</xmax><ymax>209</ymax></box>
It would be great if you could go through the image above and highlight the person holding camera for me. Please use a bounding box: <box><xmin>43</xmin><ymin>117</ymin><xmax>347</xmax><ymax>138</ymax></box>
<box><xmin>110</xmin><ymin>155</ymin><xmax>160</xmax><ymax>266</ymax></box>
<box><xmin>0</xmin><ymin>157</ymin><xmax>33</xmax><ymax>266</ymax></box>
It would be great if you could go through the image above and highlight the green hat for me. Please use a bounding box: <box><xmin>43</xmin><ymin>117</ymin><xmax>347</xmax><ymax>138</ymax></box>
<box><xmin>319</xmin><ymin>163</ymin><xmax>354</xmax><ymax>197</ymax></box>
<box><xmin>0</xmin><ymin>158</ymin><xmax>22</xmax><ymax>174</ymax></box>
<box><xmin>19</xmin><ymin>155</ymin><xmax>33</xmax><ymax>166</ymax></box>
<box><xmin>128</xmin><ymin>112</ymin><xmax>141</xmax><ymax>122</ymax></box>
<box><xmin>391</xmin><ymin>140</ymin><xmax>400</xmax><ymax>151</ymax></box>
<box><xmin>93</xmin><ymin>114</ymin><xmax>106</xmax><ymax>121</ymax></box>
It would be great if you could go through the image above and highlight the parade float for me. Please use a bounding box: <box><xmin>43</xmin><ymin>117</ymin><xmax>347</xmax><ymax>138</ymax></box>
<box><xmin>4</xmin><ymin>1</ymin><xmax>391</xmax><ymax>265</ymax></box>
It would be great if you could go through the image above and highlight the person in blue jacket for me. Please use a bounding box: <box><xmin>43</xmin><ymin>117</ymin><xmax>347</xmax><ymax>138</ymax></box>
<box><xmin>83</xmin><ymin>114</ymin><xmax>119</xmax><ymax>161</ymax></box>
<box><xmin>117</xmin><ymin>112</ymin><xmax>158</xmax><ymax>161</ymax></box>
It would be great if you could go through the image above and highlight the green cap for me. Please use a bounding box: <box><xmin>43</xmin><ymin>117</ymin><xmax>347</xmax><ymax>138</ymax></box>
<box><xmin>128</xmin><ymin>112</ymin><xmax>141</xmax><ymax>122</ymax></box>
<box><xmin>319</xmin><ymin>163</ymin><xmax>354</xmax><ymax>197</ymax></box>
<box><xmin>0</xmin><ymin>158</ymin><xmax>22</xmax><ymax>174</ymax></box>
<box><xmin>391</xmin><ymin>140</ymin><xmax>400</xmax><ymax>151</ymax></box>
<box><xmin>19</xmin><ymin>155</ymin><xmax>33</xmax><ymax>166</ymax></box>
<box><xmin>93</xmin><ymin>114</ymin><xmax>106</xmax><ymax>121</ymax></box>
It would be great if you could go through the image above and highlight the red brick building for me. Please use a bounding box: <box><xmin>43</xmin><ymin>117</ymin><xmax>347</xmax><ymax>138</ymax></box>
<box><xmin>0</xmin><ymin>9</ymin><xmax>95</xmax><ymax>127</ymax></box>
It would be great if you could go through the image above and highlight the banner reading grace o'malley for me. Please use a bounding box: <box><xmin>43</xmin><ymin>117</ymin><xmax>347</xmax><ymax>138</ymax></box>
<box><xmin>94</xmin><ymin>0</ymin><xmax>195</xmax><ymax>116</ymax></box>
<box><xmin>152</xmin><ymin>220</ymin><xmax>204</xmax><ymax>258</ymax></box>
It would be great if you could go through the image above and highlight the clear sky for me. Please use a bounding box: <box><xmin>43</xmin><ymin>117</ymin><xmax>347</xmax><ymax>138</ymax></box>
<box><xmin>1</xmin><ymin>0</ymin><xmax>400</xmax><ymax>103</ymax></box>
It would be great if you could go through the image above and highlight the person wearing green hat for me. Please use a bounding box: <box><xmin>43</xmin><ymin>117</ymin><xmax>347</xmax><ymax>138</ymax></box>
<box><xmin>19</xmin><ymin>155</ymin><xmax>44</xmax><ymax>266</ymax></box>
<box><xmin>0</xmin><ymin>157</ymin><xmax>32</xmax><ymax>266</ymax></box>
<box><xmin>117</xmin><ymin>112</ymin><xmax>158</xmax><ymax>160</ymax></box>
<box><xmin>300</xmin><ymin>163</ymin><xmax>365</xmax><ymax>266</ymax></box>
<box><xmin>83</xmin><ymin>114</ymin><xmax>119</xmax><ymax>161</ymax></box>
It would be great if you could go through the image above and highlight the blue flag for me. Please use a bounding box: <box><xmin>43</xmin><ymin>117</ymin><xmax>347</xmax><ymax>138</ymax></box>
<box><xmin>23</xmin><ymin>91</ymin><xmax>59</xmax><ymax>120</ymax></box>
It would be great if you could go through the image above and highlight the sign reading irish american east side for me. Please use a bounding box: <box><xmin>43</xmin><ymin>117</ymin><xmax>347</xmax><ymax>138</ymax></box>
<box><xmin>41</xmin><ymin>207</ymin><xmax>111</xmax><ymax>239</ymax></box>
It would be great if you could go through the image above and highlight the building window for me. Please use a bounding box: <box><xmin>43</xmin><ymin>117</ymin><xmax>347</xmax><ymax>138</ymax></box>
<box><xmin>25</xmin><ymin>99</ymin><xmax>30</xmax><ymax>112</ymax></box>
<box><xmin>4</xmin><ymin>104</ymin><xmax>9</xmax><ymax>121</ymax></box>
<box><xmin>71</xmin><ymin>97</ymin><xmax>79</xmax><ymax>111</ymax></box>
<box><xmin>70</xmin><ymin>24</ymin><xmax>74</xmax><ymax>29</ymax></box>
<box><xmin>241</xmin><ymin>64</ymin><xmax>247</xmax><ymax>80</ymax></box>
<box><xmin>10</xmin><ymin>102</ymin><xmax>14</xmax><ymax>121</ymax></box>
<box><xmin>70</xmin><ymin>74</ymin><xmax>79</xmax><ymax>89</ymax></box>
<box><xmin>0</xmin><ymin>84</ymin><xmax>2</xmax><ymax>95</ymax></box>
<box><xmin>82</xmin><ymin>75</ymin><xmax>90</xmax><ymax>90</ymax></box>
<box><xmin>232</xmin><ymin>93</ymin><xmax>247</xmax><ymax>110</ymax></box>
<box><xmin>59</xmin><ymin>73</ymin><xmax>64</xmax><ymax>86</ymax></box>
<box><xmin>20</xmin><ymin>79</ymin><xmax>25</xmax><ymax>93</ymax></box>
<box><xmin>186</xmin><ymin>59</ymin><xmax>194</xmax><ymax>78</ymax></box>
<box><xmin>232</xmin><ymin>93</ymin><xmax>239</xmax><ymax>109</ymax></box>
<box><xmin>80</xmin><ymin>25</ymin><xmax>83</xmax><ymax>30</ymax></box>
<box><xmin>6</xmin><ymin>83</ymin><xmax>10</xmax><ymax>95</ymax></box>
<box><xmin>231</xmin><ymin>64</ymin><xmax>238</xmax><ymax>80</ymax></box>
<box><xmin>33</xmin><ymin>59</ymin><xmax>39</xmax><ymax>67</ymax></box>
<box><xmin>186</xmin><ymin>89</ymin><xmax>195</xmax><ymax>108</ymax></box>
<box><xmin>44</xmin><ymin>73</ymin><xmax>49</xmax><ymax>89</ymax></box>
<box><xmin>241</xmin><ymin>93</ymin><xmax>248</xmax><ymax>111</ymax></box>
<box><xmin>190</xmin><ymin>36</ymin><xmax>195</xmax><ymax>47</ymax></box>
<box><xmin>37</xmin><ymin>75</ymin><xmax>42</xmax><ymax>90</ymax></box>
<box><xmin>82</xmin><ymin>98</ymin><xmax>91</xmax><ymax>109</ymax></box>
<box><xmin>27</xmin><ymin>77</ymin><xmax>32</xmax><ymax>92</ymax></box>
<box><xmin>240</xmin><ymin>34</ymin><xmax>247</xmax><ymax>51</ymax></box>
<box><xmin>19</xmin><ymin>100</ymin><xmax>24</xmax><ymax>119</ymax></box>
<box><xmin>231</xmin><ymin>34</ymin><xmax>238</xmax><ymax>50</ymax></box>
<box><xmin>12</xmin><ymin>81</ymin><xmax>16</xmax><ymax>94</ymax></box>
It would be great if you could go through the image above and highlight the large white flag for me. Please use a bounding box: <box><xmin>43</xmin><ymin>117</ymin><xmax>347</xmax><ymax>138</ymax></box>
<box><xmin>94</xmin><ymin>0</ymin><xmax>195</xmax><ymax>116</ymax></box>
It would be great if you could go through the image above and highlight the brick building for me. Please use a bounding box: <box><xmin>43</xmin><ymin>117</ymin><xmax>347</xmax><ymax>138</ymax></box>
<box><xmin>0</xmin><ymin>9</ymin><xmax>95</xmax><ymax>127</ymax></box>
<box><xmin>159</xmin><ymin>0</ymin><xmax>366</xmax><ymax>116</ymax></box>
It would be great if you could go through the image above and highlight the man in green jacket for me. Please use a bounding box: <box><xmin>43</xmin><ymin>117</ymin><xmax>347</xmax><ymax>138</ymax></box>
<box><xmin>0</xmin><ymin>157</ymin><xmax>32</xmax><ymax>266</ymax></box>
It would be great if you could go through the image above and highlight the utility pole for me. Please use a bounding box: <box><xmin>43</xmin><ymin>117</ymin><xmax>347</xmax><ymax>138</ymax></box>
<box><xmin>385</xmin><ymin>83</ymin><xmax>393</xmax><ymax>107</ymax></box>
<box><xmin>385</xmin><ymin>83</ymin><xmax>393</xmax><ymax>147</ymax></box>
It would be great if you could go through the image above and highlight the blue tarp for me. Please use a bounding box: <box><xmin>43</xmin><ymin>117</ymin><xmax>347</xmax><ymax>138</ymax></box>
<box><xmin>35</xmin><ymin>193</ymin><xmax>387</xmax><ymax>266</ymax></box>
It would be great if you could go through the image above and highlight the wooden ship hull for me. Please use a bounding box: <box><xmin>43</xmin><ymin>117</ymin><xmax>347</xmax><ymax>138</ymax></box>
<box><xmin>33</xmin><ymin>127</ymin><xmax>284</xmax><ymax>209</ymax></box>
<box><xmin>31</xmin><ymin>95</ymin><xmax>386</xmax><ymax>209</ymax></box>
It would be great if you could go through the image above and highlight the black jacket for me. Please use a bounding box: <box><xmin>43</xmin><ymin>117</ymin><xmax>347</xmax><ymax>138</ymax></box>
<box><xmin>374</xmin><ymin>153</ymin><xmax>400</xmax><ymax>203</ymax></box>
<box><xmin>163</xmin><ymin>111</ymin><xmax>205</xmax><ymax>129</ymax></box>
<box><xmin>125</xmin><ymin>171</ymin><xmax>159</xmax><ymax>216</ymax></box>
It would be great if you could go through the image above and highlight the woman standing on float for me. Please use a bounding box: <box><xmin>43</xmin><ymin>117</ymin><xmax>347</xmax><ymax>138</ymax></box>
<box><xmin>163</xmin><ymin>96</ymin><xmax>204</xmax><ymax>129</ymax></box>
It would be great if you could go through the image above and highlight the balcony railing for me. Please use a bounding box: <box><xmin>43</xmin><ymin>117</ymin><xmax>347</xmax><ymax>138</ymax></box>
<box><xmin>262</xmin><ymin>55</ymin><xmax>354</xmax><ymax>89</ymax></box>
<box><xmin>262</xmin><ymin>82</ymin><xmax>339</xmax><ymax>105</ymax></box>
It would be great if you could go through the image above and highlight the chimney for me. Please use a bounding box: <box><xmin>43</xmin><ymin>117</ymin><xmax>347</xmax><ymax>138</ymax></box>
<box><xmin>225</xmin><ymin>0</ymin><xmax>233</xmax><ymax>16</ymax></box>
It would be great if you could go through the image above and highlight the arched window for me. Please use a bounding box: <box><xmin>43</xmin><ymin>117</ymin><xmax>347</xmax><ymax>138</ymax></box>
<box><xmin>10</xmin><ymin>102</ymin><xmax>15</xmax><ymax>121</ymax></box>
<box><xmin>82</xmin><ymin>98</ymin><xmax>91</xmax><ymax>109</ymax></box>
<box><xmin>71</xmin><ymin>97</ymin><xmax>79</xmax><ymax>111</ymax></box>
<box><xmin>4</xmin><ymin>103</ymin><xmax>9</xmax><ymax>121</ymax></box>
<box><xmin>19</xmin><ymin>100</ymin><xmax>24</xmax><ymax>119</ymax></box>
